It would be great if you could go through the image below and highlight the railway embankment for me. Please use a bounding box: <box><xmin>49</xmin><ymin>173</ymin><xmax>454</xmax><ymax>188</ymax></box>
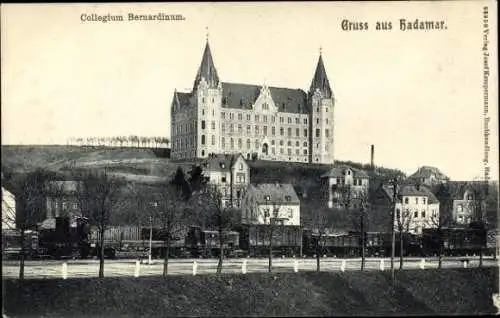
<box><xmin>3</xmin><ymin>267</ymin><xmax>498</xmax><ymax>317</ymax></box>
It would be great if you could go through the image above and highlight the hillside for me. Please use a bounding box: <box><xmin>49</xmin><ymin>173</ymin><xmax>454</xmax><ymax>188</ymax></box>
<box><xmin>3</xmin><ymin>268</ymin><xmax>497</xmax><ymax>317</ymax></box>
<box><xmin>1</xmin><ymin>145</ymin><xmax>406</xmax><ymax>230</ymax></box>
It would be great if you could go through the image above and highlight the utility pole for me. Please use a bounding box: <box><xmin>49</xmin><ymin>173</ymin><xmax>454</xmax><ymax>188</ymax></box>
<box><xmin>391</xmin><ymin>177</ymin><xmax>397</xmax><ymax>283</ymax></box>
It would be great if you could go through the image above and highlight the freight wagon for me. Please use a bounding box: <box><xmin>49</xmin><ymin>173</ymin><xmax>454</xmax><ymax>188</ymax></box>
<box><xmin>237</xmin><ymin>225</ymin><xmax>302</xmax><ymax>257</ymax></box>
<box><xmin>185</xmin><ymin>226</ymin><xmax>240</xmax><ymax>258</ymax></box>
<box><xmin>421</xmin><ymin>227</ymin><xmax>489</xmax><ymax>257</ymax></box>
<box><xmin>89</xmin><ymin>225</ymin><xmax>189</xmax><ymax>259</ymax></box>
<box><xmin>1</xmin><ymin>229</ymin><xmax>41</xmax><ymax>260</ymax></box>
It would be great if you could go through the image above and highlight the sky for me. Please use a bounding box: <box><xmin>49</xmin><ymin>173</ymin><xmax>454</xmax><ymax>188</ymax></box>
<box><xmin>1</xmin><ymin>2</ymin><xmax>498</xmax><ymax>181</ymax></box>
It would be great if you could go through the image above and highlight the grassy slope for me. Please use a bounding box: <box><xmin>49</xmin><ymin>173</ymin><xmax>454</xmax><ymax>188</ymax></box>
<box><xmin>3</xmin><ymin>268</ymin><xmax>497</xmax><ymax>317</ymax></box>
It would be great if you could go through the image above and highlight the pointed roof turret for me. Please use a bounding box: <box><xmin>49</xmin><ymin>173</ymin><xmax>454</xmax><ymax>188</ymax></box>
<box><xmin>309</xmin><ymin>51</ymin><xmax>333</xmax><ymax>99</ymax></box>
<box><xmin>193</xmin><ymin>40</ymin><xmax>220</xmax><ymax>90</ymax></box>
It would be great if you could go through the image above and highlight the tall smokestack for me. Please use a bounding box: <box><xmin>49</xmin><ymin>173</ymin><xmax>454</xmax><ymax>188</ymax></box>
<box><xmin>370</xmin><ymin>145</ymin><xmax>374</xmax><ymax>169</ymax></box>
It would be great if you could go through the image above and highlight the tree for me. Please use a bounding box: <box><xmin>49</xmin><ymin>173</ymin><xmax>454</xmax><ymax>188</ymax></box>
<box><xmin>395</xmin><ymin>206</ymin><xmax>414</xmax><ymax>269</ymax></box>
<box><xmin>6</xmin><ymin>169</ymin><xmax>57</xmax><ymax>279</ymax></box>
<box><xmin>349</xmin><ymin>189</ymin><xmax>369</xmax><ymax>271</ymax></box>
<box><xmin>263</xmin><ymin>203</ymin><xmax>281</xmax><ymax>273</ymax></box>
<box><xmin>74</xmin><ymin>169</ymin><xmax>126</xmax><ymax>278</ymax></box>
<box><xmin>431</xmin><ymin>182</ymin><xmax>454</xmax><ymax>268</ymax></box>
<box><xmin>467</xmin><ymin>180</ymin><xmax>489</xmax><ymax>267</ymax></box>
<box><xmin>195</xmin><ymin>183</ymin><xmax>236</xmax><ymax>274</ymax></box>
<box><xmin>310</xmin><ymin>206</ymin><xmax>330</xmax><ymax>272</ymax></box>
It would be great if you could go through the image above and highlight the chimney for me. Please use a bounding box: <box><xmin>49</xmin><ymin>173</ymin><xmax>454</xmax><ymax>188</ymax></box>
<box><xmin>370</xmin><ymin>145</ymin><xmax>374</xmax><ymax>169</ymax></box>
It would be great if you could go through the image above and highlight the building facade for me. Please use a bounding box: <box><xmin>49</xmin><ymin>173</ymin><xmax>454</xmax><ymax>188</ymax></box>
<box><xmin>373</xmin><ymin>183</ymin><xmax>440</xmax><ymax>235</ymax></box>
<box><xmin>171</xmin><ymin>40</ymin><xmax>335</xmax><ymax>164</ymax></box>
<box><xmin>2</xmin><ymin>187</ymin><xmax>16</xmax><ymax>230</ymax></box>
<box><xmin>39</xmin><ymin>181</ymin><xmax>82</xmax><ymax>229</ymax></box>
<box><xmin>241</xmin><ymin>183</ymin><xmax>300</xmax><ymax>226</ymax></box>
<box><xmin>201</xmin><ymin>153</ymin><xmax>250</xmax><ymax>208</ymax></box>
<box><xmin>321</xmin><ymin>165</ymin><xmax>370</xmax><ymax>209</ymax></box>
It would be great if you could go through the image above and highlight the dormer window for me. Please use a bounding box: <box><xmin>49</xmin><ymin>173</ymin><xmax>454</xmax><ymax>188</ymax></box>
<box><xmin>220</xmin><ymin>163</ymin><xmax>226</xmax><ymax>169</ymax></box>
<box><xmin>221</xmin><ymin>176</ymin><xmax>227</xmax><ymax>183</ymax></box>
<box><xmin>285</xmin><ymin>195</ymin><xmax>291</xmax><ymax>202</ymax></box>
<box><xmin>265</xmin><ymin>195</ymin><xmax>271</xmax><ymax>201</ymax></box>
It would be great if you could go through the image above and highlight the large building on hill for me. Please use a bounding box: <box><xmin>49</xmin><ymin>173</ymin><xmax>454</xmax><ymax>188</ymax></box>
<box><xmin>170</xmin><ymin>39</ymin><xmax>336</xmax><ymax>164</ymax></box>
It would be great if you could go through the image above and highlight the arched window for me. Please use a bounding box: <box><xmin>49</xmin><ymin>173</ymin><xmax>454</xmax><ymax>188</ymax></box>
<box><xmin>201</xmin><ymin>135</ymin><xmax>206</xmax><ymax>145</ymax></box>
<box><xmin>262</xmin><ymin>143</ymin><xmax>269</xmax><ymax>155</ymax></box>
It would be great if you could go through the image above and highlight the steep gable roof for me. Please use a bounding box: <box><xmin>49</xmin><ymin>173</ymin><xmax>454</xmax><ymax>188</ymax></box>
<box><xmin>193</xmin><ymin>41</ymin><xmax>220</xmax><ymax>90</ymax></box>
<box><xmin>174</xmin><ymin>91</ymin><xmax>192</xmax><ymax>109</ymax></box>
<box><xmin>201</xmin><ymin>153</ymin><xmax>246</xmax><ymax>173</ymax></box>
<box><xmin>221</xmin><ymin>82</ymin><xmax>308</xmax><ymax>114</ymax></box>
<box><xmin>310</xmin><ymin>54</ymin><xmax>333</xmax><ymax>99</ymax></box>
<box><xmin>321</xmin><ymin>165</ymin><xmax>369</xmax><ymax>178</ymax></box>
<box><xmin>248</xmin><ymin>183</ymin><xmax>300</xmax><ymax>205</ymax></box>
<box><xmin>379</xmin><ymin>183</ymin><xmax>439</xmax><ymax>204</ymax></box>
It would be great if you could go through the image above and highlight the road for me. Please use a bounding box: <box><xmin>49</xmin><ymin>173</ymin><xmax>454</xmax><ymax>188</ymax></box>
<box><xmin>2</xmin><ymin>256</ymin><xmax>498</xmax><ymax>279</ymax></box>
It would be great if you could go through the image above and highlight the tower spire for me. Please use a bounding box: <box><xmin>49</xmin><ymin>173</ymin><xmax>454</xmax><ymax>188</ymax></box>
<box><xmin>309</xmin><ymin>50</ymin><xmax>332</xmax><ymax>99</ymax></box>
<box><xmin>193</xmin><ymin>33</ymin><xmax>220</xmax><ymax>90</ymax></box>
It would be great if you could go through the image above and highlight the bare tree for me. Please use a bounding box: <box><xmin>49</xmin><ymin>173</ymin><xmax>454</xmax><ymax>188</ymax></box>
<box><xmin>431</xmin><ymin>182</ymin><xmax>454</xmax><ymax>268</ymax></box>
<box><xmin>467</xmin><ymin>180</ymin><xmax>489</xmax><ymax>267</ymax></box>
<box><xmin>74</xmin><ymin>169</ymin><xmax>126</xmax><ymax>278</ymax></box>
<box><xmin>310</xmin><ymin>206</ymin><xmax>330</xmax><ymax>272</ymax></box>
<box><xmin>395</xmin><ymin>206</ymin><xmax>414</xmax><ymax>269</ymax></box>
<box><xmin>150</xmin><ymin>168</ymin><xmax>191</xmax><ymax>276</ymax></box>
<box><xmin>196</xmin><ymin>183</ymin><xmax>236</xmax><ymax>274</ymax></box>
<box><xmin>349</xmin><ymin>189</ymin><xmax>370</xmax><ymax>271</ymax></box>
<box><xmin>262</xmin><ymin>203</ymin><xmax>281</xmax><ymax>273</ymax></box>
<box><xmin>4</xmin><ymin>169</ymin><xmax>57</xmax><ymax>279</ymax></box>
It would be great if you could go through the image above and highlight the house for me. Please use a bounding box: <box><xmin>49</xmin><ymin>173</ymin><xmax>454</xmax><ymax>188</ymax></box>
<box><xmin>241</xmin><ymin>183</ymin><xmax>300</xmax><ymax>226</ymax></box>
<box><xmin>433</xmin><ymin>181</ymin><xmax>488</xmax><ymax>225</ymax></box>
<box><xmin>321</xmin><ymin>165</ymin><xmax>370</xmax><ymax>208</ymax></box>
<box><xmin>2</xmin><ymin>187</ymin><xmax>16</xmax><ymax>230</ymax></box>
<box><xmin>170</xmin><ymin>39</ymin><xmax>336</xmax><ymax>164</ymax></box>
<box><xmin>372</xmin><ymin>182</ymin><xmax>440</xmax><ymax>235</ymax></box>
<box><xmin>39</xmin><ymin>181</ymin><xmax>82</xmax><ymax>229</ymax></box>
<box><xmin>407</xmin><ymin>166</ymin><xmax>449</xmax><ymax>187</ymax></box>
<box><xmin>201</xmin><ymin>153</ymin><xmax>250</xmax><ymax>208</ymax></box>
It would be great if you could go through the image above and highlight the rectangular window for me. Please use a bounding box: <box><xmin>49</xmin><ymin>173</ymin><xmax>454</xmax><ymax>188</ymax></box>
<box><xmin>304</xmin><ymin>129</ymin><xmax>308</xmax><ymax>137</ymax></box>
<box><xmin>280</xmin><ymin>128</ymin><xmax>284</xmax><ymax>136</ymax></box>
<box><xmin>255</xmin><ymin>115</ymin><xmax>260</xmax><ymax>122</ymax></box>
<box><xmin>222</xmin><ymin>124</ymin><xmax>226</xmax><ymax>133</ymax></box>
<box><xmin>255</xmin><ymin>125</ymin><xmax>259</xmax><ymax>135</ymax></box>
<box><xmin>221</xmin><ymin>112</ymin><xmax>225</xmax><ymax>119</ymax></box>
<box><xmin>287</xmin><ymin>117</ymin><xmax>292</xmax><ymax>124</ymax></box>
<box><xmin>304</xmin><ymin>118</ymin><xmax>308</xmax><ymax>124</ymax></box>
<box><xmin>230</xmin><ymin>113</ymin><xmax>234</xmax><ymax>120</ymax></box>
<box><xmin>325</xmin><ymin>129</ymin><xmax>329</xmax><ymax>137</ymax></box>
<box><xmin>295</xmin><ymin>118</ymin><xmax>300</xmax><ymax>124</ymax></box>
<box><xmin>238</xmin><ymin>124</ymin><xmax>242</xmax><ymax>133</ymax></box>
<box><xmin>247</xmin><ymin>125</ymin><xmax>251</xmax><ymax>134</ymax></box>
<box><xmin>295</xmin><ymin>128</ymin><xmax>299</xmax><ymax>137</ymax></box>
<box><xmin>272</xmin><ymin>116</ymin><xmax>276</xmax><ymax>123</ymax></box>
<box><xmin>263</xmin><ymin>126</ymin><xmax>268</xmax><ymax>136</ymax></box>
<box><xmin>303</xmin><ymin>149</ymin><xmax>307</xmax><ymax>155</ymax></box>
<box><xmin>287</xmin><ymin>128</ymin><xmax>292</xmax><ymax>137</ymax></box>
<box><xmin>295</xmin><ymin>149</ymin><xmax>299</xmax><ymax>155</ymax></box>
<box><xmin>221</xmin><ymin>137</ymin><xmax>225</xmax><ymax>148</ymax></box>
<box><xmin>246</xmin><ymin>114</ymin><xmax>251</xmax><ymax>121</ymax></box>
<box><xmin>423</xmin><ymin>198</ymin><xmax>426</xmax><ymax>204</ymax></box>
<box><xmin>230</xmin><ymin>124</ymin><xmax>234</xmax><ymax>133</ymax></box>
<box><xmin>212</xmin><ymin>121</ymin><xmax>216</xmax><ymax>130</ymax></box>
<box><xmin>288</xmin><ymin>141</ymin><xmax>292</xmax><ymax>147</ymax></box>
<box><xmin>414</xmin><ymin>211</ymin><xmax>418</xmax><ymax>218</ymax></box>
<box><xmin>263</xmin><ymin>115</ymin><xmax>268</xmax><ymax>123</ymax></box>
<box><xmin>272</xmin><ymin>126</ymin><xmax>276</xmax><ymax>136</ymax></box>
<box><xmin>238</xmin><ymin>138</ymin><xmax>242</xmax><ymax>149</ymax></box>
<box><xmin>238</xmin><ymin>113</ymin><xmax>243</xmax><ymax>121</ymax></box>
<box><xmin>316</xmin><ymin>129</ymin><xmax>320</xmax><ymax>138</ymax></box>
<box><xmin>421</xmin><ymin>211</ymin><xmax>426</xmax><ymax>218</ymax></box>
<box><xmin>280</xmin><ymin>148</ymin><xmax>284</xmax><ymax>154</ymax></box>
<box><xmin>230</xmin><ymin>138</ymin><xmax>234</xmax><ymax>149</ymax></box>
<box><xmin>201</xmin><ymin>120</ymin><xmax>206</xmax><ymax>130</ymax></box>
<box><xmin>211</xmin><ymin>135</ymin><xmax>216</xmax><ymax>145</ymax></box>
<box><xmin>415</xmin><ymin>198</ymin><xmax>418</xmax><ymax>204</ymax></box>
<box><xmin>280</xmin><ymin>117</ymin><xmax>284</xmax><ymax>123</ymax></box>
<box><xmin>271</xmin><ymin>140</ymin><xmax>275</xmax><ymax>145</ymax></box>
<box><xmin>280</xmin><ymin>140</ymin><xmax>284</xmax><ymax>146</ymax></box>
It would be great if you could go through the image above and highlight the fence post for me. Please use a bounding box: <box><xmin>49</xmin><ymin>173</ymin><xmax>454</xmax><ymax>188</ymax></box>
<box><xmin>380</xmin><ymin>259</ymin><xmax>385</xmax><ymax>271</ymax></box>
<box><xmin>62</xmin><ymin>262</ymin><xmax>68</xmax><ymax>280</ymax></box>
<box><xmin>193</xmin><ymin>261</ymin><xmax>198</xmax><ymax>276</ymax></box>
<box><xmin>340</xmin><ymin>259</ymin><xmax>346</xmax><ymax>272</ymax></box>
<box><xmin>293</xmin><ymin>260</ymin><xmax>299</xmax><ymax>273</ymax></box>
<box><xmin>419</xmin><ymin>259</ymin><xmax>425</xmax><ymax>270</ymax></box>
<box><xmin>134</xmin><ymin>260</ymin><xmax>140</xmax><ymax>278</ymax></box>
<box><xmin>242</xmin><ymin>260</ymin><xmax>247</xmax><ymax>274</ymax></box>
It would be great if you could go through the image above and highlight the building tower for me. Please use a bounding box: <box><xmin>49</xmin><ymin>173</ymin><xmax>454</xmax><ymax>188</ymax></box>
<box><xmin>309</xmin><ymin>50</ymin><xmax>335</xmax><ymax>164</ymax></box>
<box><xmin>193</xmin><ymin>39</ymin><xmax>223</xmax><ymax>158</ymax></box>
